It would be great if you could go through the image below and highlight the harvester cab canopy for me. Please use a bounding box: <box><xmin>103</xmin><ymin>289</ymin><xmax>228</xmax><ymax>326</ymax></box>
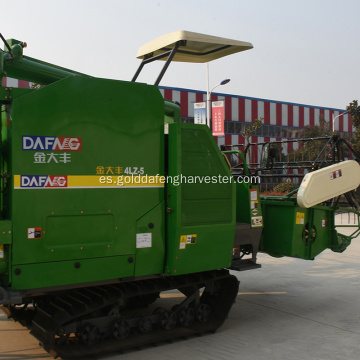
<box><xmin>132</xmin><ymin>30</ymin><xmax>253</xmax><ymax>85</ymax></box>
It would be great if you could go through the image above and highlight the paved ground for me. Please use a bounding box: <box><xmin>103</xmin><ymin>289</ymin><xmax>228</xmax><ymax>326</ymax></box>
<box><xmin>1</xmin><ymin>214</ymin><xmax>360</xmax><ymax>360</ymax></box>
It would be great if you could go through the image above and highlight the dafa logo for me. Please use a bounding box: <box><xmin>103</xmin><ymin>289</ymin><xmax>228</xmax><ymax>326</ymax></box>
<box><xmin>20</xmin><ymin>175</ymin><xmax>68</xmax><ymax>188</ymax></box>
<box><xmin>22</xmin><ymin>136</ymin><xmax>82</xmax><ymax>151</ymax></box>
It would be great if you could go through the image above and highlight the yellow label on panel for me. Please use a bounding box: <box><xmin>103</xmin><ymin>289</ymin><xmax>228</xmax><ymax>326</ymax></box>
<box><xmin>185</xmin><ymin>234</ymin><xmax>197</xmax><ymax>244</ymax></box>
<box><xmin>179</xmin><ymin>234</ymin><xmax>197</xmax><ymax>250</ymax></box>
<box><xmin>180</xmin><ymin>235</ymin><xmax>187</xmax><ymax>250</ymax></box>
<box><xmin>0</xmin><ymin>244</ymin><xmax>4</xmax><ymax>258</ymax></box>
<box><xmin>296</xmin><ymin>212</ymin><xmax>305</xmax><ymax>225</ymax></box>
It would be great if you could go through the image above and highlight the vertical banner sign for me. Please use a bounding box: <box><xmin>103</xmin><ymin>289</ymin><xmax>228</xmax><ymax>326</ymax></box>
<box><xmin>212</xmin><ymin>100</ymin><xmax>225</xmax><ymax>136</ymax></box>
<box><xmin>194</xmin><ymin>102</ymin><xmax>206</xmax><ymax>124</ymax></box>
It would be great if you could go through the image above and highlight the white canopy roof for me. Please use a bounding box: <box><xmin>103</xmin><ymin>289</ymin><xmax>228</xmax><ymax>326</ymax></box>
<box><xmin>136</xmin><ymin>30</ymin><xmax>253</xmax><ymax>63</ymax></box>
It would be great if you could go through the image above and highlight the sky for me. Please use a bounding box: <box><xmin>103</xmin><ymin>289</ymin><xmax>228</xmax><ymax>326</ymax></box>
<box><xmin>1</xmin><ymin>0</ymin><xmax>359</xmax><ymax>109</ymax></box>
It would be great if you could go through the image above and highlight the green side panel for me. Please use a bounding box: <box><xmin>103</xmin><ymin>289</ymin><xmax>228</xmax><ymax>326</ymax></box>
<box><xmin>0</xmin><ymin>220</ymin><xmax>12</xmax><ymax>244</ymax></box>
<box><xmin>0</xmin><ymin>222</ymin><xmax>11</xmax><ymax>282</ymax></box>
<box><xmin>310</xmin><ymin>207</ymin><xmax>336</xmax><ymax>258</ymax></box>
<box><xmin>135</xmin><ymin>201</ymin><xmax>165</xmax><ymax>277</ymax></box>
<box><xmin>236</xmin><ymin>182</ymin><xmax>251</xmax><ymax>223</ymax></box>
<box><xmin>181</xmin><ymin>127</ymin><xmax>233</xmax><ymax>225</ymax></box>
<box><xmin>0</xmin><ymin>221</ymin><xmax>11</xmax><ymax>277</ymax></box>
<box><xmin>11</xmin><ymin>255</ymin><xmax>134</xmax><ymax>290</ymax></box>
<box><xmin>6</xmin><ymin>76</ymin><xmax>165</xmax><ymax>290</ymax></box>
<box><xmin>46</xmin><ymin>213</ymin><xmax>114</xmax><ymax>246</ymax></box>
<box><xmin>236</xmin><ymin>183</ymin><xmax>263</xmax><ymax>228</ymax></box>
<box><xmin>1</xmin><ymin>104</ymin><xmax>11</xmax><ymax>217</ymax></box>
<box><xmin>166</xmin><ymin>123</ymin><xmax>235</xmax><ymax>275</ymax></box>
<box><xmin>0</xmin><ymin>244</ymin><xmax>10</xmax><ymax>283</ymax></box>
<box><xmin>260</xmin><ymin>201</ymin><xmax>308</xmax><ymax>258</ymax></box>
<box><xmin>260</xmin><ymin>200</ymin><xmax>335</xmax><ymax>260</ymax></box>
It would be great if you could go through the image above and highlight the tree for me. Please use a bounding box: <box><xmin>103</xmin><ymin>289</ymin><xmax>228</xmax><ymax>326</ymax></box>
<box><xmin>287</xmin><ymin>115</ymin><xmax>332</xmax><ymax>163</ymax></box>
<box><xmin>240</xmin><ymin>117</ymin><xmax>263</xmax><ymax>145</ymax></box>
<box><xmin>239</xmin><ymin>117</ymin><xmax>263</xmax><ymax>164</ymax></box>
<box><xmin>347</xmin><ymin>100</ymin><xmax>360</xmax><ymax>153</ymax></box>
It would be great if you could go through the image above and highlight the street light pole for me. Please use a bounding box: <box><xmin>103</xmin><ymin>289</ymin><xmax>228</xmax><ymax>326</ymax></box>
<box><xmin>332</xmin><ymin>111</ymin><xmax>347</xmax><ymax>132</ymax></box>
<box><xmin>207</xmin><ymin>63</ymin><xmax>210</xmax><ymax>127</ymax></box>
<box><xmin>206</xmin><ymin>64</ymin><xmax>230</xmax><ymax>129</ymax></box>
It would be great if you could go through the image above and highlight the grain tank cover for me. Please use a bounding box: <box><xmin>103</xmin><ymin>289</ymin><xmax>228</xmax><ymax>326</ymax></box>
<box><xmin>136</xmin><ymin>30</ymin><xmax>253</xmax><ymax>63</ymax></box>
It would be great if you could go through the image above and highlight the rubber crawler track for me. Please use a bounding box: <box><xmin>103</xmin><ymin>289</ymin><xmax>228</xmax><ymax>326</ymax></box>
<box><xmin>5</xmin><ymin>270</ymin><xmax>239</xmax><ymax>359</ymax></box>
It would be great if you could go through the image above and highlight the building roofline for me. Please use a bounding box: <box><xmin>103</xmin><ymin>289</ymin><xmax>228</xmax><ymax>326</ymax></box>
<box><xmin>158</xmin><ymin>85</ymin><xmax>347</xmax><ymax>112</ymax></box>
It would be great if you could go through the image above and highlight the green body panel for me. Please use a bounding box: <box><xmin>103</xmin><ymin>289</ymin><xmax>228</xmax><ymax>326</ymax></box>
<box><xmin>0</xmin><ymin>87</ymin><xmax>34</xmax><ymax>102</ymax></box>
<box><xmin>3</xmin><ymin>76</ymin><xmax>166</xmax><ymax>290</ymax></box>
<box><xmin>0</xmin><ymin>221</ymin><xmax>11</xmax><ymax>276</ymax></box>
<box><xmin>311</xmin><ymin>206</ymin><xmax>338</xmax><ymax>256</ymax></box>
<box><xmin>11</xmin><ymin>255</ymin><xmax>134</xmax><ymax>291</ymax></box>
<box><xmin>0</xmin><ymin>220</ymin><xmax>12</xmax><ymax>244</ymax></box>
<box><xmin>260</xmin><ymin>200</ymin><xmax>337</xmax><ymax>260</ymax></box>
<box><xmin>135</xmin><ymin>201</ymin><xmax>166</xmax><ymax>277</ymax></box>
<box><xmin>166</xmin><ymin>122</ymin><xmax>235</xmax><ymax>275</ymax></box>
<box><xmin>0</xmin><ymin>243</ymin><xmax>10</xmax><ymax>283</ymax></box>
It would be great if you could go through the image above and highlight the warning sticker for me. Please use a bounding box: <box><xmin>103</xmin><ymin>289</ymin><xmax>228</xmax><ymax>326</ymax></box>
<box><xmin>0</xmin><ymin>244</ymin><xmax>3</xmax><ymax>258</ymax></box>
<box><xmin>27</xmin><ymin>227</ymin><xmax>42</xmax><ymax>239</ymax></box>
<box><xmin>330</xmin><ymin>169</ymin><xmax>342</xmax><ymax>180</ymax></box>
<box><xmin>250</xmin><ymin>189</ymin><xmax>258</xmax><ymax>201</ymax></box>
<box><xmin>251</xmin><ymin>216</ymin><xmax>263</xmax><ymax>227</ymax></box>
<box><xmin>180</xmin><ymin>236</ymin><xmax>186</xmax><ymax>249</ymax></box>
<box><xmin>250</xmin><ymin>189</ymin><xmax>259</xmax><ymax>213</ymax></box>
<box><xmin>322</xmin><ymin>219</ymin><xmax>328</xmax><ymax>228</ymax></box>
<box><xmin>296</xmin><ymin>212</ymin><xmax>305</xmax><ymax>225</ymax></box>
<box><xmin>180</xmin><ymin>234</ymin><xmax>197</xmax><ymax>249</ymax></box>
<box><xmin>251</xmin><ymin>201</ymin><xmax>259</xmax><ymax>209</ymax></box>
<box><xmin>136</xmin><ymin>233</ymin><xmax>152</xmax><ymax>248</ymax></box>
<box><xmin>186</xmin><ymin>234</ymin><xmax>197</xmax><ymax>244</ymax></box>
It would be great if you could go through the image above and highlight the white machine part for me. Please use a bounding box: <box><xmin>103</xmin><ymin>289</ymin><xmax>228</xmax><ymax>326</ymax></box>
<box><xmin>136</xmin><ymin>30</ymin><xmax>253</xmax><ymax>63</ymax></box>
<box><xmin>297</xmin><ymin>160</ymin><xmax>360</xmax><ymax>208</ymax></box>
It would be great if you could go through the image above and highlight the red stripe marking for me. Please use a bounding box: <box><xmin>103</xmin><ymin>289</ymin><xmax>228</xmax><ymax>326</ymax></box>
<box><xmin>288</xmin><ymin>105</ymin><xmax>293</xmax><ymax>127</ymax></box>
<box><xmin>251</xmin><ymin>100</ymin><xmax>258</xmax><ymax>122</ymax></box>
<box><xmin>264</xmin><ymin>102</ymin><xmax>270</xmax><ymax>124</ymax></box>
<box><xmin>299</xmin><ymin>106</ymin><xmax>304</xmax><ymax>128</ymax></box>
<box><xmin>329</xmin><ymin>110</ymin><xmax>334</xmax><ymax>130</ymax></box>
<box><xmin>225</xmin><ymin>134</ymin><xmax>232</xmax><ymax>145</ymax></box>
<box><xmin>338</xmin><ymin>113</ymin><xmax>344</xmax><ymax>132</ymax></box>
<box><xmin>180</xmin><ymin>91</ymin><xmax>188</xmax><ymax>117</ymax></box>
<box><xmin>309</xmin><ymin>108</ymin><xmax>314</xmax><ymax>126</ymax></box>
<box><xmin>225</xmin><ymin>97</ymin><xmax>231</xmax><ymax>120</ymax></box>
<box><xmin>164</xmin><ymin>89</ymin><xmax>172</xmax><ymax>101</ymax></box>
<box><xmin>195</xmin><ymin>92</ymin><xmax>204</xmax><ymax>102</ymax></box>
<box><xmin>239</xmin><ymin>98</ymin><xmax>245</xmax><ymax>122</ymax></box>
<box><xmin>276</xmin><ymin>103</ymin><xmax>282</xmax><ymax>125</ymax></box>
<box><xmin>18</xmin><ymin>80</ymin><xmax>29</xmax><ymax>88</ymax></box>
